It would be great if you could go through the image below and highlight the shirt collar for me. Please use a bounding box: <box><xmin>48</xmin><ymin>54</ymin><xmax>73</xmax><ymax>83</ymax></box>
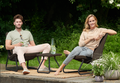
<box><xmin>14</xmin><ymin>29</ymin><xmax>24</xmax><ymax>33</ymax></box>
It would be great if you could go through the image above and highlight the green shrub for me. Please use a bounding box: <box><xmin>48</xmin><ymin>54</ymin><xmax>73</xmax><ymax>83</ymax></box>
<box><xmin>103</xmin><ymin>33</ymin><xmax>120</xmax><ymax>53</ymax></box>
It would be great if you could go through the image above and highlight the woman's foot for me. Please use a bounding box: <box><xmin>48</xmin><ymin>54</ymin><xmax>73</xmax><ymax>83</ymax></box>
<box><xmin>54</xmin><ymin>64</ymin><xmax>65</xmax><ymax>75</ymax></box>
<box><xmin>54</xmin><ymin>68</ymin><xmax>62</xmax><ymax>75</ymax></box>
<box><xmin>64</xmin><ymin>50</ymin><xmax>70</xmax><ymax>54</ymax></box>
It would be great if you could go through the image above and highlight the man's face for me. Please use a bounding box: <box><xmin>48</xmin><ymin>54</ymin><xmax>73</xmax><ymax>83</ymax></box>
<box><xmin>14</xmin><ymin>19</ymin><xmax>23</xmax><ymax>29</ymax></box>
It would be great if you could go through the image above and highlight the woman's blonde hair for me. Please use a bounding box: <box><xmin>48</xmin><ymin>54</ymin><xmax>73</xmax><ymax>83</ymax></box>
<box><xmin>83</xmin><ymin>14</ymin><xmax>98</xmax><ymax>32</ymax></box>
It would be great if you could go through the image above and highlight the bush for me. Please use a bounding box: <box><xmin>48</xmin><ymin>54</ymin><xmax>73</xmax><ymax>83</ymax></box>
<box><xmin>103</xmin><ymin>32</ymin><xmax>120</xmax><ymax>53</ymax></box>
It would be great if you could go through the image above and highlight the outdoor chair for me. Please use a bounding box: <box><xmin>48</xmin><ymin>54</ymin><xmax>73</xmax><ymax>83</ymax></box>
<box><xmin>63</xmin><ymin>33</ymin><xmax>108</xmax><ymax>75</ymax></box>
<box><xmin>5</xmin><ymin>32</ymin><xmax>40</xmax><ymax>72</ymax></box>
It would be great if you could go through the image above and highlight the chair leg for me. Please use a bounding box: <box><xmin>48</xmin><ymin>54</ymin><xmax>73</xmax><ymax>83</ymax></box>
<box><xmin>37</xmin><ymin>56</ymin><xmax>40</xmax><ymax>64</ymax></box>
<box><xmin>54</xmin><ymin>56</ymin><xmax>60</xmax><ymax>67</ymax></box>
<box><xmin>5</xmin><ymin>56</ymin><xmax>9</xmax><ymax>70</ymax></box>
<box><xmin>6</xmin><ymin>56</ymin><xmax>18</xmax><ymax>72</ymax></box>
<box><xmin>78</xmin><ymin>60</ymin><xmax>92</xmax><ymax>75</ymax></box>
<box><xmin>37</xmin><ymin>57</ymin><xmax>50</xmax><ymax>74</ymax></box>
<box><xmin>15</xmin><ymin>57</ymin><xmax>18</xmax><ymax>72</ymax></box>
<box><xmin>63</xmin><ymin>65</ymin><xmax>78</xmax><ymax>73</ymax></box>
<box><xmin>63</xmin><ymin>59</ymin><xmax>92</xmax><ymax>75</ymax></box>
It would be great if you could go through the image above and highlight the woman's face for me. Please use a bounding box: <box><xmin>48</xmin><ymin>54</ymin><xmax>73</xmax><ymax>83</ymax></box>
<box><xmin>88</xmin><ymin>16</ymin><xmax>96</xmax><ymax>29</ymax></box>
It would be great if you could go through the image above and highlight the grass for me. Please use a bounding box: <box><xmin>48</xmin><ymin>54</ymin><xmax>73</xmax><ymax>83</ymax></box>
<box><xmin>0</xmin><ymin>52</ymin><xmax>92</xmax><ymax>70</ymax></box>
<box><xmin>1</xmin><ymin>51</ymin><xmax>120</xmax><ymax>71</ymax></box>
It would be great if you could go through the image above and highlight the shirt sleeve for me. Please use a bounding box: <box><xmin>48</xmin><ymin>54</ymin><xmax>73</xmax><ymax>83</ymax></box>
<box><xmin>78</xmin><ymin>31</ymin><xmax>85</xmax><ymax>47</ymax></box>
<box><xmin>29</xmin><ymin>31</ymin><xmax>34</xmax><ymax>41</ymax></box>
<box><xmin>6</xmin><ymin>32</ymin><xmax>12</xmax><ymax>40</ymax></box>
<box><xmin>99</xmin><ymin>28</ymin><xmax>109</xmax><ymax>37</ymax></box>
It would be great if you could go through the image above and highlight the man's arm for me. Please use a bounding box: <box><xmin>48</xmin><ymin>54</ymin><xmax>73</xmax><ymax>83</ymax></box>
<box><xmin>5</xmin><ymin>40</ymin><xmax>23</xmax><ymax>50</ymax></box>
<box><xmin>29</xmin><ymin>41</ymin><xmax>36</xmax><ymax>46</ymax></box>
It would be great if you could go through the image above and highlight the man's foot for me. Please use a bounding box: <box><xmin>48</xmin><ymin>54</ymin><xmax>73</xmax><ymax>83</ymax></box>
<box><xmin>38</xmin><ymin>66</ymin><xmax>49</xmax><ymax>72</ymax></box>
<box><xmin>63</xmin><ymin>50</ymin><xmax>70</xmax><ymax>54</ymax></box>
<box><xmin>22</xmin><ymin>68</ymin><xmax>30</xmax><ymax>75</ymax></box>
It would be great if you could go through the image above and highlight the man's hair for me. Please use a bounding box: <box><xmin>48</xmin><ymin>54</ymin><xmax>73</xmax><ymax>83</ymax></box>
<box><xmin>13</xmin><ymin>14</ymin><xmax>23</xmax><ymax>22</ymax></box>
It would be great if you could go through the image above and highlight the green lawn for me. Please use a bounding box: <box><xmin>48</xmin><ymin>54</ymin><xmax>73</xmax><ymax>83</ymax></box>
<box><xmin>0</xmin><ymin>52</ymin><xmax>92</xmax><ymax>70</ymax></box>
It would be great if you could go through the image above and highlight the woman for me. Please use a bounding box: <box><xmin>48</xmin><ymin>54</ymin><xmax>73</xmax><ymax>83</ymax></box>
<box><xmin>54</xmin><ymin>14</ymin><xmax>117</xmax><ymax>75</ymax></box>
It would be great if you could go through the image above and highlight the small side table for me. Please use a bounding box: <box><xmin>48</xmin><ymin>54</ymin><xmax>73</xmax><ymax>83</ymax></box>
<box><xmin>37</xmin><ymin>53</ymin><xmax>62</xmax><ymax>74</ymax></box>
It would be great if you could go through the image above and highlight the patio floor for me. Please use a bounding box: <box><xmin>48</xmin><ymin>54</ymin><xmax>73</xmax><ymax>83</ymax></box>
<box><xmin>0</xmin><ymin>64</ymin><xmax>120</xmax><ymax>83</ymax></box>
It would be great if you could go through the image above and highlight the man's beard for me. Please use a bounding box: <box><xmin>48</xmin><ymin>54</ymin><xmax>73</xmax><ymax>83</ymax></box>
<box><xmin>15</xmin><ymin>26</ymin><xmax>22</xmax><ymax>29</ymax></box>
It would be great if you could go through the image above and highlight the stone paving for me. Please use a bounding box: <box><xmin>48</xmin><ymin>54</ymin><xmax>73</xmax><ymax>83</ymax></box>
<box><xmin>0</xmin><ymin>64</ymin><xmax>120</xmax><ymax>83</ymax></box>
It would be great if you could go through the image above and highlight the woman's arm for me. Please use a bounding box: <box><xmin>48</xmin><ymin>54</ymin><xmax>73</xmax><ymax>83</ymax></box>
<box><xmin>103</xmin><ymin>29</ymin><xmax>117</xmax><ymax>35</ymax></box>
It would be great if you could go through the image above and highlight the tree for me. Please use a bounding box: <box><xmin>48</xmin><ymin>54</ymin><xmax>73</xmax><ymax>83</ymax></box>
<box><xmin>69</xmin><ymin>0</ymin><xmax>120</xmax><ymax>24</ymax></box>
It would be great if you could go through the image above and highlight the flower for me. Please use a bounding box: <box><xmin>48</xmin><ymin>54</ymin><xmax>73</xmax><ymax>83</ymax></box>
<box><xmin>92</xmin><ymin>64</ymin><xmax>104</xmax><ymax>76</ymax></box>
<box><xmin>91</xmin><ymin>59</ymin><xmax>104</xmax><ymax>76</ymax></box>
<box><xmin>91</xmin><ymin>51</ymin><xmax>120</xmax><ymax>76</ymax></box>
<box><xmin>117</xmin><ymin>4</ymin><xmax>120</xmax><ymax>7</ymax></box>
<box><xmin>109</xmin><ymin>0</ymin><xmax>114</xmax><ymax>4</ymax></box>
<box><xmin>91</xmin><ymin>58</ymin><xmax>103</xmax><ymax>66</ymax></box>
<box><xmin>91</xmin><ymin>51</ymin><xmax>120</xmax><ymax>77</ymax></box>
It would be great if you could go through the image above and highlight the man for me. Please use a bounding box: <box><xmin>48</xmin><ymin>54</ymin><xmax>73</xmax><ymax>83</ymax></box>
<box><xmin>5</xmin><ymin>14</ymin><xmax>50</xmax><ymax>74</ymax></box>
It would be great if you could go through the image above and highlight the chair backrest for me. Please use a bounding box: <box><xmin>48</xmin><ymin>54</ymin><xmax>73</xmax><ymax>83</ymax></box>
<box><xmin>92</xmin><ymin>33</ymin><xmax>108</xmax><ymax>60</ymax></box>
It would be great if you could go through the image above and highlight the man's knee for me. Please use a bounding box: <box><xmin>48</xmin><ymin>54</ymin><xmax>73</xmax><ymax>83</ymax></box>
<box><xmin>45</xmin><ymin>43</ymin><xmax>50</xmax><ymax>48</ymax></box>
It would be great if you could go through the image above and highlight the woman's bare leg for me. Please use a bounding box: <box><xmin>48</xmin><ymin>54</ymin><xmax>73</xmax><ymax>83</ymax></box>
<box><xmin>54</xmin><ymin>63</ymin><xmax>66</xmax><ymax>75</ymax></box>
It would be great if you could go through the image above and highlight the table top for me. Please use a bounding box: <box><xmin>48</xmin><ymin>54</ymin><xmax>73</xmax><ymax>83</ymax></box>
<box><xmin>37</xmin><ymin>53</ymin><xmax>62</xmax><ymax>57</ymax></box>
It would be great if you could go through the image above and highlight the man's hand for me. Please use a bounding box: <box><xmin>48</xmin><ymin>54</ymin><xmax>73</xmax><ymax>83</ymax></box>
<box><xmin>16</xmin><ymin>43</ymin><xmax>23</xmax><ymax>46</ymax></box>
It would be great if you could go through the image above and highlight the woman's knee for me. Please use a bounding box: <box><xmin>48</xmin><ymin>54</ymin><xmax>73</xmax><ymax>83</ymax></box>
<box><xmin>73</xmin><ymin>46</ymin><xmax>82</xmax><ymax>51</ymax></box>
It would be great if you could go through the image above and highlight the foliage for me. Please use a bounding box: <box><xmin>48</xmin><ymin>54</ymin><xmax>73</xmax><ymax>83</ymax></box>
<box><xmin>92</xmin><ymin>64</ymin><xmax>104</xmax><ymax>76</ymax></box>
<box><xmin>0</xmin><ymin>45</ymin><xmax>4</xmax><ymax>56</ymax></box>
<box><xmin>0</xmin><ymin>18</ymin><xmax>14</xmax><ymax>46</ymax></box>
<box><xmin>92</xmin><ymin>52</ymin><xmax>120</xmax><ymax>75</ymax></box>
<box><xmin>101</xmin><ymin>52</ymin><xmax>120</xmax><ymax>72</ymax></box>
<box><xmin>103</xmin><ymin>32</ymin><xmax>120</xmax><ymax>53</ymax></box>
<box><xmin>101</xmin><ymin>0</ymin><xmax>120</xmax><ymax>9</ymax></box>
<box><xmin>91</xmin><ymin>52</ymin><xmax>120</xmax><ymax>76</ymax></box>
<box><xmin>0</xmin><ymin>0</ymin><xmax>120</xmax><ymax>55</ymax></box>
<box><xmin>0</xmin><ymin>45</ymin><xmax>4</xmax><ymax>49</ymax></box>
